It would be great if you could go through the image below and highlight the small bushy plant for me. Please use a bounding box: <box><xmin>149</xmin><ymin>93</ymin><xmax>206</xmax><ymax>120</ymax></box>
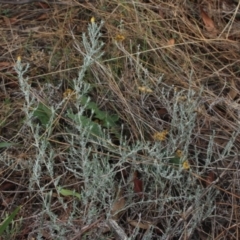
<box><xmin>0</xmin><ymin>16</ymin><xmax>238</xmax><ymax>240</ymax></box>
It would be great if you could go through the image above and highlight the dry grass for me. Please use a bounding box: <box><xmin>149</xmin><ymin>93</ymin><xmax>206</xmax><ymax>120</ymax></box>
<box><xmin>1</xmin><ymin>0</ymin><xmax>240</xmax><ymax>239</ymax></box>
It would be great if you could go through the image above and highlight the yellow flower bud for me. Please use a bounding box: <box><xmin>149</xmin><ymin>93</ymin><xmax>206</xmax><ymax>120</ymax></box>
<box><xmin>90</xmin><ymin>17</ymin><xmax>95</xmax><ymax>24</ymax></box>
<box><xmin>182</xmin><ymin>160</ymin><xmax>190</xmax><ymax>170</ymax></box>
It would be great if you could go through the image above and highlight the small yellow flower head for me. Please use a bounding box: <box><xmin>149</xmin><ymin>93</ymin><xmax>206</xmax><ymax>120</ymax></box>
<box><xmin>63</xmin><ymin>88</ymin><xmax>76</xmax><ymax>100</ymax></box>
<box><xmin>138</xmin><ymin>86</ymin><xmax>153</xmax><ymax>93</ymax></box>
<box><xmin>17</xmin><ymin>56</ymin><xmax>21</xmax><ymax>62</ymax></box>
<box><xmin>115</xmin><ymin>34</ymin><xmax>125</xmax><ymax>42</ymax></box>
<box><xmin>175</xmin><ymin>149</ymin><xmax>183</xmax><ymax>158</ymax></box>
<box><xmin>176</xmin><ymin>96</ymin><xmax>187</xmax><ymax>102</ymax></box>
<box><xmin>90</xmin><ymin>17</ymin><xmax>95</xmax><ymax>24</ymax></box>
<box><xmin>153</xmin><ymin>130</ymin><xmax>168</xmax><ymax>141</ymax></box>
<box><xmin>182</xmin><ymin>160</ymin><xmax>190</xmax><ymax>170</ymax></box>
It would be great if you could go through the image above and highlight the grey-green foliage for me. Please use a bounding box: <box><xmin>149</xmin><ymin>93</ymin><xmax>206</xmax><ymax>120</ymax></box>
<box><xmin>8</xmin><ymin>19</ymin><xmax>117</xmax><ymax>239</ymax></box>
<box><xmin>2</xmin><ymin>19</ymin><xmax>238</xmax><ymax>240</ymax></box>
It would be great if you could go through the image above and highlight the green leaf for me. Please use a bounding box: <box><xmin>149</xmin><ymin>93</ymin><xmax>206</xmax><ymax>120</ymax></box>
<box><xmin>86</xmin><ymin>101</ymin><xmax>99</xmax><ymax>113</ymax></box>
<box><xmin>33</xmin><ymin>103</ymin><xmax>53</xmax><ymax>126</ymax></box>
<box><xmin>81</xmin><ymin>116</ymin><xmax>103</xmax><ymax>137</ymax></box>
<box><xmin>0</xmin><ymin>142</ymin><xmax>17</xmax><ymax>148</ymax></box>
<box><xmin>80</xmin><ymin>95</ymin><xmax>118</xmax><ymax>127</ymax></box>
<box><xmin>102</xmin><ymin>114</ymin><xmax>118</xmax><ymax>128</ymax></box>
<box><xmin>68</xmin><ymin>95</ymin><xmax>120</xmax><ymax>139</ymax></box>
<box><xmin>0</xmin><ymin>206</ymin><xmax>21</xmax><ymax>235</ymax></box>
<box><xmin>80</xmin><ymin>95</ymin><xmax>92</xmax><ymax>107</ymax></box>
<box><xmin>169</xmin><ymin>156</ymin><xmax>181</xmax><ymax>166</ymax></box>
<box><xmin>57</xmin><ymin>187</ymin><xmax>81</xmax><ymax>200</ymax></box>
<box><xmin>67</xmin><ymin>112</ymin><xmax>103</xmax><ymax>138</ymax></box>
